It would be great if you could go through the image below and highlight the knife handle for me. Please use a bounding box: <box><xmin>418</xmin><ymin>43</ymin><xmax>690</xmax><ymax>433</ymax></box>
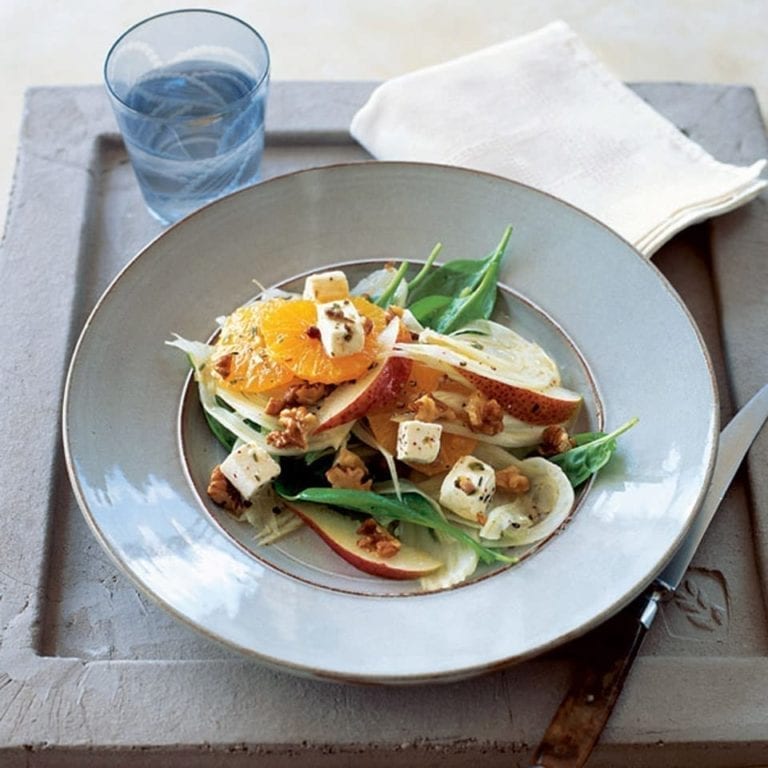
<box><xmin>529</xmin><ymin>591</ymin><xmax>662</xmax><ymax>768</ymax></box>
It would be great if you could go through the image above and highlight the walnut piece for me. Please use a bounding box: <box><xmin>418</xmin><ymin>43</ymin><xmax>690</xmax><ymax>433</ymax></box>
<box><xmin>206</xmin><ymin>465</ymin><xmax>250</xmax><ymax>516</ymax></box>
<box><xmin>495</xmin><ymin>465</ymin><xmax>531</xmax><ymax>494</ymax></box>
<box><xmin>414</xmin><ymin>394</ymin><xmax>441</xmax><ymax>422</ymax></box>
<box><xmin>213</xmin><ymin>352</ymin><xmax>235</xmax><ymax>379</ymax></box>
<box><xmin>356</xmin><ymin>518</ymin><xmax>402</xmax><ymax>558</ymax></box>
<box><xmin>325</xmin><ymin>446</ymin><xmax>373</xmax><ymax>491</ymax></box>
<box><xmin>465</xmin><ymin>392</ymin><xmax>504</xmax><ymax>435</ymax></box>
<box><xmin>407</xmin><ymin>393</ymin><xmax>456</xmax><ymax>423</ymax></box>
<box><xmin>266</xmin><ymin>406</ymin><xmax>318</xmax><ymax>450</ymax></box>
<box><xmin>539</xmin><ymin>425</ymin><xmax>573</xmax><ymax>456</ymax></box>
<box><xmin>265</xmin><ymin>381</ymin><xmax>333</xmax><ymax>416</ymax></box>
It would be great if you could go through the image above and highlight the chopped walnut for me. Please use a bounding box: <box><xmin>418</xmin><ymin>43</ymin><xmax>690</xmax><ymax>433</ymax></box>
<box><xmin>213</xmin><ymin>352</ymin><xmax>235</xmax><ymax>379</ymax></box>
<box><xmin>325</xmin><ymin>447</ymin><xmax>373</xmax><ymax>491</ymax></box>
<box><xmin>455</xmin><ymin>475</ymin><xmax>478</xmax><ymax>495</ymax></box>
<box><xmin>465</xmin><ymin>392</ymin><xmax>504</xmax><ymax>435</ymax></box>
<box><xmin>412</xmin><ymin>394</ymin><xmax>441</xmax><ymax>422</ymax></box>
<box><xmin>539</xmin><ymin>425</ymin><xmax>573</xmax><ymax>457</ymax></box>
<box><xmin>356</xmin><ymin>518</ymin><xmax>401</xmax><ymax>558</ymax></box>
<box><xmin>206</xmin><ymin>465</ymin><xmax>250</xmax><ymax>516</ymax></box>
<box><xmin>362</xmin><ymin>316</ymin><xmax>374</xmax><ymax>335</ymax></box>
<box><xmin>266</xmin><ymin>406</ymin><xmax>318</xmax><ymax>450</ymax></box>
<box><xmin>495</xmin><ymin>465</ymin><xmax>531</xmax><ymax>494</ymax></box>
<box><xmin>264</xmin><ymin>397</ymin><xmax>284</xmax><ymax>417</ymax></box>
<box><xmin>265</xmin><ymin>382</ymin><xmax>333</xmax><ymax>415</ymax></box>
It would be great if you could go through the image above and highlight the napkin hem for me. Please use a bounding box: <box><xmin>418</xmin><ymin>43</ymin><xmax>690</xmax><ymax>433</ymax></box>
<box><xmin>350</xmin><ymin>20</ymin><xmax>768</xmax><ymax>259</ymax></box>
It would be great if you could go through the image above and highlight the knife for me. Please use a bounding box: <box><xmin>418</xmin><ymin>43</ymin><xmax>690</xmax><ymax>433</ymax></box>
<box><xmin>530</xmin><ymin>383</ymin><xmax>768</xmax><ymax>768</ymax></box>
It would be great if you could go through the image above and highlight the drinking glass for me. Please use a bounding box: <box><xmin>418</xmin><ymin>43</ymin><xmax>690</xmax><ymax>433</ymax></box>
<box><xmin>104</xmin><ymin>9</ymin><xmax>270</xmax><ymax>224</ymax></box>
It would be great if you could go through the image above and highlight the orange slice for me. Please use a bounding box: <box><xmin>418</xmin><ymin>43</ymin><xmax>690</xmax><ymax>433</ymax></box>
<box><xmin>259</xmin><ymin>297</ymin><xmax>388</xmax><ymax>384</ymax></box>
<box><xmin>367</xmin><ymin>362</ymin><xmax>477</xmax><ymax>477</ymax></box>
<box><xmin>217</xmin><ymin>304</ymin><xmax>261</xmax><ymax>346</ymax></box>
<box><xmin>213</xmin><ymin>345</ymin><xmax>296</xmax><ymax>394</ymax></box>
<box><xmin>211</xmin><ymin>304</ymin><xmax>295</xmax><ymax>394</ymax></box>
<box><xmin>367</xmin><ymin>411</ymin><xmax>477</xmax><ymax>477</ymax></box>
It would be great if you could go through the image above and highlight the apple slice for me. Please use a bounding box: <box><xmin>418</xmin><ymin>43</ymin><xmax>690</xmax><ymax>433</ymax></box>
<box><xmin>313</xmin><ymin>356</ymin><xmax>412</xmax><ymax>433</ymax></box>
<box><xmin>456</xmin><ymin>367</ymin><xmax>581</xmax><ymax>426</ymax></box>
<box><xmin>285</xmin><ymin>501</ymin><xmax>443</xmax><ymax>580</ymax></box>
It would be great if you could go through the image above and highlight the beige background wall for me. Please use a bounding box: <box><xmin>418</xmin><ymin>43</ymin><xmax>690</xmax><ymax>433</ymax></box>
<box><xmin>1</xmin><ymin>0</ymin><xmax>765</xmax><ymax>223</ymax></box>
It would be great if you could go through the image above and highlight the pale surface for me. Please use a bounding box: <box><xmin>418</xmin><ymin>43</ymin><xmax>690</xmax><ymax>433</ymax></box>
<box><xmin>1</xmin><ymin>0</ymin><xmax>767</xmax><ymax>226</ymax></box>
<box><xmin>1</xmin><ymin>80</ymin><xmax>767</xmax><ymax>766</ymax></box>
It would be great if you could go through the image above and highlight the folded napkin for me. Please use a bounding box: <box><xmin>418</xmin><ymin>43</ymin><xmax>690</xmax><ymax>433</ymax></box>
<box><xmin>351</xmin><ymin>21</ymin><xmax>767</xmax><ymax>257</ymax></box>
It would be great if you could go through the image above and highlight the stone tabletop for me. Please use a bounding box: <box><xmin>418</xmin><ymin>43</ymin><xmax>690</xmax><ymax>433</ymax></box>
<box><xmin>0</xmin><ymin>81</ymin><xmax>767</xmax><ymax>767</ymax></box>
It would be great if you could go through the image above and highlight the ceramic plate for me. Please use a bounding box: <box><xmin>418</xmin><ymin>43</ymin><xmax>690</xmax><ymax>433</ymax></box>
<box><xmin>63</xmin><ymin>162</ymin><xmax>718</xmax><ymax>683</ymax></box>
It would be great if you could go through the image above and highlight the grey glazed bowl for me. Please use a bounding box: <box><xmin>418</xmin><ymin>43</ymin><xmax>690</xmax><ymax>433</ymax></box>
<box><xmin>63</xmin><ymin>162</ymin><xmax>717</xmax><ymax>683</ymax></box>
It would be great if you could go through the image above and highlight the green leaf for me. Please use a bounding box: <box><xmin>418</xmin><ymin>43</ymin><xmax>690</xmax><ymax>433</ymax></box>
<box><xmin>408</xmin><ymin>294</ymin><xmax>453</xmax><ymax>326</ymax></box>
<box><xmin>407</xmin><ymin>258</ymin><xmax>489</xmax><ymax>305</ymax></box>
<box><xmin>570</xmin><ymin>432</ymin><xmax>606</xmax><ymax>446</ymax></box>
<box><xmin>374</xmin><ymin>260</ymin><xmax>410</xmax><ymax>308</ymax></box>
<box><xmin>204</xmin><ymin>410</ymin><xmax>237</xmax><ymax>452</ymax></box>
<box><xmin>549</xmin><ymin>418</ymin><xmax>639</xmax><ymax>487</ymax></box>
<box><xmin>303</xmin><ymin>447</ymin><xmax>336</xmax><ymax>466</ymax></box>
<box><xmin>274</xmin><ymin>484</ymin><xmax>515</xmax><ymax>565</ymax></box>
<box><xmin>405</xmin><ymin>226</ymin><xmax>513</xmax><ymax>333</ymax></box>
<box><xmin>406</xmin><ymin>242</ymin><xmax>442</xmax><ymax>295</ymax></box>
<box><xmin>277</xmin><ymin>456</ymin><xmax>334</xmax><ymax>496</ymax></box>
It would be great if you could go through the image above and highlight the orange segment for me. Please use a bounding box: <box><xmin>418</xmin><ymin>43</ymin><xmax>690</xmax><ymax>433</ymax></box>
<box><xmin>213</xmin><ymin>346</ymin><xmax>296</xmax><ymax>394</ymax></box>
<box><xmin>399</xmin><ymin>362</ymin><xmax>445</xmax><ymax>403</ymax></box>
<box><xmin>259</xmin><ymin>297</ymin><xmax>388</xmax><ymax>384</ymax></box>
<box><xmin>218</xmin><ymin>304</ymin><xmax>261</xmax><ymax>346</ymax></box>
<box><xmin>367</xmin><ymin>411</ymin><xmax>477</xmax><ymax>477</ymax></box>
<box><xmin>411</xmin><ymin>433</ymin><xmax>478</xmax><ymax>477</ymax></box>
<box><xmin>373</xmin><ymin>361</ymin><xmax>471</xmax><ymax>414</ymax></box>
<box><xmin>211</xmin><ymin>304</ymin><xmax>295</xmax><ymax>394</ymax></box>
<box><xmin>367</xmin><ymin>361</ymin><xmax>477</xmax><ymax>477</ymax></box>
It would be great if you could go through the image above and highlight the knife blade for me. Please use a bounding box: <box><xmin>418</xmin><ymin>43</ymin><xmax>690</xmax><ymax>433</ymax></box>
<box><xmin>530</xmin><ymin>383</ymin><xmax>768</xmax><ymax>768</ymax></box>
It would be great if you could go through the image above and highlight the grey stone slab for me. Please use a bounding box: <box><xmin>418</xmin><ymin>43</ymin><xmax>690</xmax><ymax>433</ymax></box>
<box><xmin>1</xmin><ymin>81</ymin><xmax>767</xmax><ymax>766</ymax></box>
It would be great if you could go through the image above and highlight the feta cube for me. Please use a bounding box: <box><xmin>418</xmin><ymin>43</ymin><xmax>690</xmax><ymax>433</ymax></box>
<box><xmin>303</xmin><ymin>271</ymin><xmax>350</xmax><ymax>303</ymax></box>
<box><xmin>396</xmin><ymin>420</ymin><xmax>443</xmax><ymax>463</ymax></box>
<box><xmin>220</xmin><ymin>442</ymin><xmax>281</xmax><ymax>501</ymax></box>
<box><xmin>316</xmin><ymin>299</ymin><xmax>365</xmax><ymax>357</ymax></box>
<box><xmin>439</xmin><ymin>455</ymin><xmax>496</xmax><ymax>523</ymax></box>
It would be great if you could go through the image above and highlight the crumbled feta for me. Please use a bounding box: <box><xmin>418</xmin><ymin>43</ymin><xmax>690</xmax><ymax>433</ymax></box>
<box><xmin>439</xmin><ymin>455</ymin><xmax>496</xmax><ymax>523</ymax></box>
<box><xmin>396</xmin><ymin>420</ymin><xmax>443</xmax><ymax>463</ymax></box>
<box><xmin>316</xmin><ymin>299</ymin><xmax>365</xmax><ymax>357</ymax></box>
<box><xmin>220</xmin><ymin>442</ymin><xmax>281</xmax><ymax>501</ymax></box>
<box><xmin>303</xmin><ymin>271</ymin><xmax>350</xmax><ymax>303</ymax></box>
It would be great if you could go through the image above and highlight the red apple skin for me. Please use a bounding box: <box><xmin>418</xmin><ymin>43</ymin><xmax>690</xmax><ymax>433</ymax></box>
<box><xmin>456</xmin><ymin>367</ymin><xmax>581</xmax><ymax>425</ymax></box>
<box><xmin>313</xmin><ymin>357</ymin><xmax>412</xmax><ymax>433</ymax></box>
<box><xmin>285</xmin><ymin>502</ymin><xmax>442</xmax><ymax>580</ymax></box>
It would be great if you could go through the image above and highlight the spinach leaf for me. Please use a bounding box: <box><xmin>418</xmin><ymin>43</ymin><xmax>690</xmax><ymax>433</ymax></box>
<box><xmin>374</xmin><ymin>260</ymin><xmax>410</xmax><ymax>308</ymax></box>
<box><xmin>204</xmin><ymin>411</ymin><xmax>237</xmax><ymax>452</ymax></box>
<box><xmin>406</xmin><ymin>226</ymin><xmax>513</xmax><ymax>333</ymax></box>
<box><xmin>407</xmin><ymin>294</ymin><xmax>452</xmax><ymax>327</ymax></box>
<box><xmin>406</xmin><ymin>242</ymin><xmax>442</xmax><ymax>295</ymax></box>
<box><xmin>274</xmin><ymin>484</ymin><xmax>515</xmax><ymax>565</ymax></box>
<box><xmin>303</xmin><ymin>447</ymin><xmax>336</xmax><ymax>466</ymax></box>
<box><xmin>406</xmin><ymin>257</ymin><xmax>487</xmax><ymax>305</ymax></box>
<box><xmin>277</xmin><ymin>456</ymin><xmax>335</xmax><ymax>496</ymax></box>
<box><xmin>549</xmin><ymin>418</ymin><xmax>639</xmax><ymax>487</ymax></box>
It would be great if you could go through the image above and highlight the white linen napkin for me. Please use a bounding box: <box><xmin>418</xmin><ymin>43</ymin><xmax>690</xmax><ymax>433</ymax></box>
<box><xmin>350</xmin><ymin>21</ymin><xmax>767</xmax><ymax>257</ymax></box>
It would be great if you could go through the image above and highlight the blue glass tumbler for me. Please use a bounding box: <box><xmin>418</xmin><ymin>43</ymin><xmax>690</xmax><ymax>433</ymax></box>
<box><xmin>105</xmin><ymin>10</ymin><xmax>270</xmax><ymax>224</ymax></box>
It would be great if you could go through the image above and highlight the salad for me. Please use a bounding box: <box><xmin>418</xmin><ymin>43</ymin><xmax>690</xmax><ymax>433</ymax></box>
<box><xmin>169</xmin><ymin>228</ymin><xmax>636</xmax><ymax>590</ymax></box>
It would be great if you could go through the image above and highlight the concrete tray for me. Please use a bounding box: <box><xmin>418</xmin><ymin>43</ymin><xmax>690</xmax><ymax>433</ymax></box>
<box><xmin>1</xmin><ymin>81</ymin><xmax>767</xmax><ymax>767</ymax></box>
